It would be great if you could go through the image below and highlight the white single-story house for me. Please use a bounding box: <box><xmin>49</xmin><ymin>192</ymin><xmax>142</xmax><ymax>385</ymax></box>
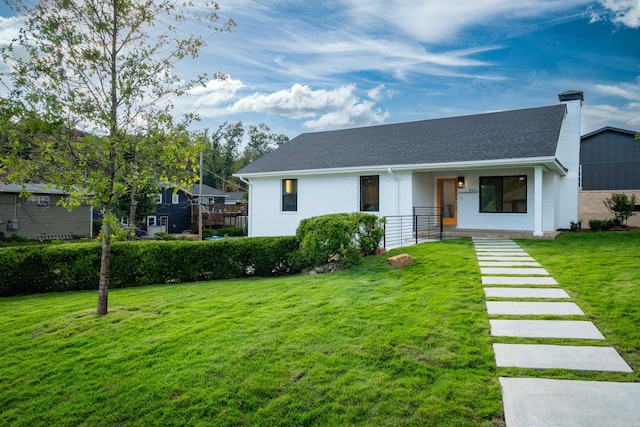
<box><xmin>235</xmin><ymin>91</ymin><xmax>583</xmax><ymax>240</ymax></box>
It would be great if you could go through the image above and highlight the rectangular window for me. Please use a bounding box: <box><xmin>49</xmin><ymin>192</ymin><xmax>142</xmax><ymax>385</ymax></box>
<box><xmin>147</xmin><ymin>216</ymin><xmax>157</xmax><ymax>227</ymax></box>
<box><xmin>155</xmin><ymin>194</ymin><xmax>162</xmax><ymax>204</ymax></box>
<box><xmin>480</xmin><ymin>176</ymin><xmax>527</xmax><ymax>213</ymax></box>
<box><xmin>282</xmin><ymin>179</ymin><xmax>297</xmax><ymax>212</ymax></box>
<box><xmin>27</xmin><ymin>195</ymin><xmax>50</xmax><ymax>206</ymax></box>
<box><xmin>360</xmin><ymin>175</ymin><xmax>379</xmax><ymax>211</ymax></box>
<box><xmin>172</xmin><ymin>194</ymin><xmax>179</xmax><ymax>204</ymax></box>
<box><xmin>159</xmin><ymin>216</ymin><xmax>168</xmax><ymax>227</ymax></box>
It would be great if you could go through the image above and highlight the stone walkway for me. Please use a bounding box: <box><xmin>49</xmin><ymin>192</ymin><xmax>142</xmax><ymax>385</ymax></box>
<box><xmin>474</xmin><ymin>238</ymin><xmax>640</xmax><ymax>426</ymax></box>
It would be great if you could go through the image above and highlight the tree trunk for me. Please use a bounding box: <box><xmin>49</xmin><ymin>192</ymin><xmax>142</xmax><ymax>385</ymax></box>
<box><xmin>128</xmin><ymin>183</ymin><xmax>138</xmax><ymax>240</ymax></box>
<box><xmin>96</xmin><ymin>220</ymin><xmax>112</xmax><ymax>315</ymax></box>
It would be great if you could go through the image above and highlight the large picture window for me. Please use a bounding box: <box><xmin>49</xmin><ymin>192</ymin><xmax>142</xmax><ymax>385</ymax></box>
<box><xmin>480</xmin><ymin>176</ymin><xmax>527</xmax><ymax>213</ymax></box>
<box><xmin>360</xmin><ymin>175</ymin><xmax>379</xmax><ymax>211</ymax></box>
<box><xmin>282</xmin><ymin>179</ymin><xmax>298</xmax><ymax>212</ymax></box>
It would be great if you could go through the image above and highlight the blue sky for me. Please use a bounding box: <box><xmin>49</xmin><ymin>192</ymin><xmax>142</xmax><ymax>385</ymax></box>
<box><xmin>1</xmin><ymin>0</ymin><xmax>639</xmax><ymax>139</ymax></box>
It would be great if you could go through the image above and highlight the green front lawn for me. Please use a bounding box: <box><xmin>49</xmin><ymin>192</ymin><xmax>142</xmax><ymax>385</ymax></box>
<box><xmin>0</xmin><ymin>232</ymin><xmax>638</xmax><ymax>426</ymax></box>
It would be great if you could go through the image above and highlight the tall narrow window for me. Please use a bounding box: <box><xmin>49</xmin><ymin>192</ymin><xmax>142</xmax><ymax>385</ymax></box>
<box><xmin>172</xmin><ymin>193</ymin><xmax>179</xmax><ymax>204</ymax></box>
<box><xmin>282</xmin><ymin>179</ymin><xmax>297</xmax><ymax>212</ymax></box>
<box><xmin>480</xmin><ymin>176</ymin><xmax>527</xmax><ymax>213</ymax></box>
<box><xmin>360</xmin><ymin>175</ymin><xmax>379</xmax><ymax>211</ymax></box>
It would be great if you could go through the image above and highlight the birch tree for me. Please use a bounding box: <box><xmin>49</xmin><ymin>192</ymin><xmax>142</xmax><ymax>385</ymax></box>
<box><xmin>1</xmin><ymin>0</ymin><xmax>234</xmax><ymax>314</ymax></box>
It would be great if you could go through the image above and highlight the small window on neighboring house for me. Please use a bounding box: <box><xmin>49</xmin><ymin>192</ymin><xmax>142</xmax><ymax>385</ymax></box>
<box><xmin>480</xmin><ymin>176</ymin><xmax>527</xmax><ymax>213</ymax></box>
<box><xmin>282</xmin><ymin>179</ymin><xmax>298</xmax><ymax>212</ymax></box>
<box><xmin>634</xmin><ymin>205</ymin><xmax>640</xmax><ymax>212</ymax></box>
<box><xmin>147</xmin><ymin>216</ymin><xmax>157</xmax><ymax>227</ymax></box>
<box><xmin>27</xmin><ymin>195</ymin><xmax>50</xmax><ymax>206</ymax></box>
<box><xmin>159</xmin><ymin>216</ymin><xmax>168</xmax><ymax>227</ymax></box>
<box><xmin>360</xmin><ymin>175</ymin><xmax>379</xmax><ymax>211</ymax></box>
<box><xmin>172</xmin><ymin>193</ymin><xmax>179</xmax><ymax>204</ymax></box>
<box><xmin>155</xmin><ymin>194</ymin><xmax>162</xmax><ymax>204</ymax></box>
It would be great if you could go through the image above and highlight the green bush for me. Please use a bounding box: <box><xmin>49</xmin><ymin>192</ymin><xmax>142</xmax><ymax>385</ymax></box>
<box><xmin>296</xmin><ymin>213</ymin><xmax>384</xmax><ymax>269</ymax></box>
<box><xmin>0</xmin><ymin>236</ymin><xmax>299</xmax><ymax>297</ymax></box>
<box><xmin>589</xmin><ymin>219</ymin><xmax>616</xmax><ymax>232</ymax></box>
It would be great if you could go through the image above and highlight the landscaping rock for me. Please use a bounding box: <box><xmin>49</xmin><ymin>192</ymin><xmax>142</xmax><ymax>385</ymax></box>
<box><xmin>388</xmin><ymin>254</ymin><xmax>413</xmax><ymax>267</ymax></box>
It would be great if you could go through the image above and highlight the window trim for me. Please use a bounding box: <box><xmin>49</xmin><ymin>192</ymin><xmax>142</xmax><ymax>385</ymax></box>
<box><xmin>282</xmin><ymin>179</ymin><xmax>298</xmax><ymax>212</ymax></box>
<box><xmin>479</xmin><ymin>175</ymin><xmax>528</xmax><ymax>214</ymax></box>
<box><xmin>360</xmin><ymin>175</ymin><xmax>380</xmax><ymax>212</ymax></box>
<box><xmin>147</xmin><ymin>216</ymin><xmax>157</xmax><ymax>227</ymax></box>
<box><xmin>172</xmin><ymin>193</ymin><xmax>180</xmax><ymax>204</ymax></box>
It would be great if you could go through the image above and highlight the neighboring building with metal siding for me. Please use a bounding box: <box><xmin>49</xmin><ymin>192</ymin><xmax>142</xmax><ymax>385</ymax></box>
<box><xmin>580</xmin><ymin>127</ymin><xmax>640</xmax><ymax>190</ymax></box>
<box><xmin>578</xmin><ymin>127</ymin><xmax>640</xmax><ymax>228</ymax></box>
<box><xmin>0</xmin><ymin>184</ymin><xmax>92</xmax><ymax>240</ymax></box>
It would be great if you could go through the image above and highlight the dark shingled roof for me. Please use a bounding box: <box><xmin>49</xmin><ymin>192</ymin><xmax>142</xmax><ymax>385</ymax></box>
<box><xmin>237</xmin><ymin>104</ymin><xmax>567</xmax><ymax>175</ymax></box>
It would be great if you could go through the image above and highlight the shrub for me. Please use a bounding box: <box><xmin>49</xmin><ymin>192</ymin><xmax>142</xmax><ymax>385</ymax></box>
<box><xmin>296</xmin><ymin>213</ymin><xmax>384</xmax><ymax>269</ymax></box>
<box><xmin>603</xmin><ymin>193</ymin><xmax>637</xmax><ymax>226</ymax></box>
<box><xmin>0</xmin><ymin>236</ymin><xmax>299</xmax><ymax>297</ymax></box>
<box><xmin>589</xmin><ymin>219</ymin><xmax>616</xmax><ymax>232</ymax></box>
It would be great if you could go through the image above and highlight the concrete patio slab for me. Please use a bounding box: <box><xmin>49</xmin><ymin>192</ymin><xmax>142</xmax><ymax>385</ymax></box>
<box><xmin>500</xmin><ymin>377</ymin><xmax>640</xmax><ymax>427</ymax></box>
<box><xmin>490</xmin><ymin>319</ymin><xmax>605</xmax><ymax>339</ymax></box>
<box><xmin>479</xmin><ymin>261</ymin><xmax>541</xmax><ymax>267</ymax></box>
<box><xmin>482</xmin><ymin>276</ymin><xmax>558</xmax><ymax>285</ymax></box>
<box><xmin>481</xmin><ymin>267</ymin><xmax>549</xmax><ymax>275</ymax></box>
<box><xmin>494</xmin><ymin>344</ymin><xmax>633</xmax><ymax>372</ymax></box>
<box><xmin>477</xmin><ymin>256</ymin><xmax>536</xmax><ymax>261</ymax></box>
<box><xmin>484</xmin><ymin>288</ymin><xmax>569</xmax><ymax>298</ymax></box>
<box><xmin>486</xmin><ymin>301</ymin><xmax>584</xmax><ymax>315</ymax></box>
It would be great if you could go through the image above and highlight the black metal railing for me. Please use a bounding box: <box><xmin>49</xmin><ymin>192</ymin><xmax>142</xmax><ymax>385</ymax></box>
<box><xmin>383</xmin><ymin>207</ymin><xmax>443</xmax><ymax>248</ymax></box>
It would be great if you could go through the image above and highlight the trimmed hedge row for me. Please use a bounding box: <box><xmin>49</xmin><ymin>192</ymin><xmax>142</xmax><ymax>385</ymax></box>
<box><xmin>0</xmin><ymin>237</ymin><xmax>299</xmax><ymax>297</ymax></box>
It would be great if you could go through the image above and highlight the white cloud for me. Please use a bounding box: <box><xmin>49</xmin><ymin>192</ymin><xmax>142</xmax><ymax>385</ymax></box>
<box><xmin>367</xmin><ymin>84</ymin><xmax>386</xmax><ymax>101</ymax></box>
<box><xmin>188</xmin><ymin>76</ymin><xmax>244</xmax><ymax>106</ymax></box>
<box><xmin>345</xmin><ymin>0</ymin><xmax>591</xmax><ymax>43</ymax></box>
<box><xmin>229</xmin><ymin>83</ymin><xmax>389</xmax><ymax>130</ymax></box>
<box><xmin>0</xmin><ymin>16</ymin><xmax>21</xmax><ymax>46</ymax></box>
<box><xmin>595</xmin><ymin>80</ymin><xmax>640</xmax><ymax>101</ymax></box>
<box><xmin>583</xmin><ymin>102</ymin><xmax>640</xmax><ymax>133</ymax></box>
<box><xmin>591</xmin><ymin>0</ymin><xmax>640</xmax><ymax>28</ymax></box>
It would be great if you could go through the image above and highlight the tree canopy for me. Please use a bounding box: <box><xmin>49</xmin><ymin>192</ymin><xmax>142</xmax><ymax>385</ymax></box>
<box><xmin>1</xmin><ymin>0</ymin><xmax>234</xmax><ymax>314</ymax></box>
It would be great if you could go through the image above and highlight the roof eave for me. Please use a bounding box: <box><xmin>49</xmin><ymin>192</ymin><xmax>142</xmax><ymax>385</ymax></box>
<box><xmin>234</xmin><ymin>157</ymin><xmax>567</xmax><ymax>179</ymax></box>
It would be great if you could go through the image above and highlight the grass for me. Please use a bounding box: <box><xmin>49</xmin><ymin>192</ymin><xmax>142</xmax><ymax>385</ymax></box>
<box><xmin>0</xmin><ymin>231</ymin><xmax>638</xmax><ymax>426</ymax></box>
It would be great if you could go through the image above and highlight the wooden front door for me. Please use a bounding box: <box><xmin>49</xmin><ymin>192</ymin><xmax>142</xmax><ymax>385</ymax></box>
<box><xmin>437</xmin><ymin>178</ymin><xmax>458</xmax><ymax>226</ymax></box>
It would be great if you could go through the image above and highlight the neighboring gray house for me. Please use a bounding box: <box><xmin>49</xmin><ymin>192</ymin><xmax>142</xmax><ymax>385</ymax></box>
<box><xmin>0</xmin><ymin>184</ymin><xmax>92</xmax><ymax>239</ymax></box>
<box><xmin>578</xmin><ymin>127</ymin><xmax>640</xmax><ymax>227</ymax></box>
<box><xmin>236</xmin><ymin>91</ymin><xmax>583</xmax><ymax>242</ymax></box>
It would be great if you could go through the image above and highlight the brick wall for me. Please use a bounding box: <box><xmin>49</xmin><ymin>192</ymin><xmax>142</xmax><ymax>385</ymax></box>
<box><xmin>578</xmin><ymin>190</ymin><xmax>640</xmax><ymax>228</ymax></box>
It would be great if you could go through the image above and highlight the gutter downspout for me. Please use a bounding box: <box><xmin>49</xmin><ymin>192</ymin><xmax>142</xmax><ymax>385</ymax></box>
<box><xmin>237</xmin><ymin>175</ymin><xmax>251</xmax><ymax>236</ymax></box>
<box><xmin>387</xmin><ymin>167</ymin><xmax>400</xmax><ymax>216</ymax></box>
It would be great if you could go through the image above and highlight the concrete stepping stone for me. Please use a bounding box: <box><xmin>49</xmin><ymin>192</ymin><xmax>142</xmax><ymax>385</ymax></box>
<box><xmin>490</xmin><ymin>320</ymin><xmax>605</xmax><ymax>339</ymax></box>
<box><xmin>484</xmin><ymin>288</ymin><xmax>569</xmax><ymax>298</ymax></box>
<box><xmin>486</xmin><ymin>301</ymin><xmax>583</xmax><ymax>315</ymax></box>
<box><xmin>481</xmin><ymin>267</ymin><xmax>549</xmax><ymax>275</ymax></box>
<box><xmin>494</xmin><ymin>344</ymin><xmax>633</xmax><ymax>372</ymax></box>
<box><xmin>482</xmin><ymin>276</ymin><xmax>558</xmax><ymax>285</ymax></box>
<box><xmin>477</xmin><ymin>256</ymin><xmax>536</xmax><ymax>261</ymax></box>
<box><xmin>479</xmin><ymin>261</ymin><xmax>541</xmax><ymax>267</ymax></box>
<box><xmin>475</xmin><ymin>248</ymin><xmax>527</xmax><ymax>252</ymax></box>
<box><xmin>475</xmin><ymin>251</ymin><xmax>530</xmax><ymax>257</ymax></box>
<box><xmin>500</xmin><ymin>377</ymin><xmax>640</xmax><ymax>427</ymax></box>
<box><xmin>475</xmin><ymin>245</ymin><xmax>521</xmax><ymax>250</ymax></box>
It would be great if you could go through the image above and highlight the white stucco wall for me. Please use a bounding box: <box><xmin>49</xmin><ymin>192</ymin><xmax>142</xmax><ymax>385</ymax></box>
<box><xmin>553</xmin><ymin>99</ymin><xmax>581</xmax><ymax>229</ymax></box>
<box><xmin>455</xmin><ymin>168</ymin><xmax>535</xmax><ymax>231</ymax></box>
<box><xmin>247</xmin><ymin>171</ymin><xmax>413</xmax><ymax>237</ymax></box>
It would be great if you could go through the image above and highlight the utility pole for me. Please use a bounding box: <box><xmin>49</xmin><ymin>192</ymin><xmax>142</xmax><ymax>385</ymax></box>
<box><xmin>198</xmin><ymin>150</ymin><xmax>203</xmax><ymax>240</ymax></box>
